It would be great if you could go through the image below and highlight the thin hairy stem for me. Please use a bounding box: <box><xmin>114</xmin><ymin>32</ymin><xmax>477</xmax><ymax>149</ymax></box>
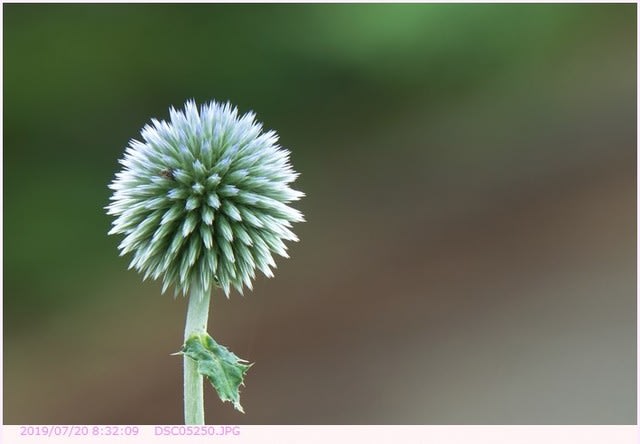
<box><xmin>183</xmin><ymin>287</ymin><xmax>211</xmax><ymax>424</ymax></box>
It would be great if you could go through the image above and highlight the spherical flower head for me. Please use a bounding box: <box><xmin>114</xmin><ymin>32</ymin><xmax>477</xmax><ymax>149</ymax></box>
<box><xmin>107</xmin><ymin>100</ymin><xmax>304</xmax><ymax>297</ymax></box>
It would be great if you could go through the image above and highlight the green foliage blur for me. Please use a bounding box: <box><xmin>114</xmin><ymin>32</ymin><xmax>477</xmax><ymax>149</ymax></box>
<box><xmin>4</xmin><ymin>3</ymin><xmax>626</xmax><ymax>325</ymax></box>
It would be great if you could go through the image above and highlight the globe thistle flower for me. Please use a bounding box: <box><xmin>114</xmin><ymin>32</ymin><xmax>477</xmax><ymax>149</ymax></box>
<box><xmin>107</xmin><ymin>100</ymin><xmax>303</xmax><ymax>422</ymax></box>
<box><xmin>107</xmin><ymin>100</ymin><xmax>305</xmax><ymax>297</ymax></box>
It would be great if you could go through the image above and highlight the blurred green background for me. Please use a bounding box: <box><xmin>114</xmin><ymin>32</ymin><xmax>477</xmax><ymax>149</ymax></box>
<box><xmin>4</xmin><ymin>4</ymin><xmax>636</xmax><ymax>424</ymax></box>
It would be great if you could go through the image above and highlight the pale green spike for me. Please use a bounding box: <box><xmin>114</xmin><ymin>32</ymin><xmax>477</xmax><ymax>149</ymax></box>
<box><xmin>182</xmin><ymin>213</ymin><xmax>198</xmax><ymax>238</ymax></box>
<box><xmin>219</xmin><ymin>240</ymin><xmax>235</xmax><ymax>264</ymax></box>
<box><xmin>200</xmin><ymin>225</ymin><xmax>213</xmax><ymax>249</ymax></box>
<box><xmin>206</xmin><ymin>193</ymin><xmax>221</xmax><ymax>209</ymax></box>
<box><xmin>185</xmin><ymin>196</ymin><xmax>200</xmax><ymax>211</ymax></box>
<box><xmin>216</xmin><ymin>216</ymin><xmax>234</xmax><ymax>243</ymax></box>
<box><xmin>202</xmin><ymin>206</ymin><xmax>215</xmax><ymax>226</ymax></box>
<box><xmin>221</xmin><ymin>200</ymin><xmax>242</xmax><ymax>221</ymax></box>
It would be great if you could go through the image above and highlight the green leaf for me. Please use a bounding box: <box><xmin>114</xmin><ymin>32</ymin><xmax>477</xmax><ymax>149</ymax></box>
<box><xmin>181</xmin><ymin>332</ymin><xmax>253</xmax><ymax>413</ymax></box>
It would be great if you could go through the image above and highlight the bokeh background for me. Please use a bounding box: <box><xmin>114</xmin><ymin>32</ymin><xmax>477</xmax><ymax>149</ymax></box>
<box><xmin>3</xmin><ymin>4</ymin><xmax>636</xmax><ymax>424</ymax></box>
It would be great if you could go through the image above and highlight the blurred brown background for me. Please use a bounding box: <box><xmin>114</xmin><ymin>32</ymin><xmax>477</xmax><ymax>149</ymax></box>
<box><xmin>3</xmin><ymin>4</ymin><xmax>636</xmax><ymax>424</ymax></box>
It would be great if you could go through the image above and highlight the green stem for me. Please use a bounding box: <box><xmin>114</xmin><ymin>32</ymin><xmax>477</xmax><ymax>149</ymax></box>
<box><xmin>184</xmin><ymin>286</ymin><xmax>211</xmax><ymax>425</ymax></box>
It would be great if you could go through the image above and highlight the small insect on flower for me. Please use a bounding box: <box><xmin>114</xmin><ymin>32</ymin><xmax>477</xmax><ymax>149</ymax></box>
<box><xmin>160</xmin><ymin>168</ymin><xmax>175</xmax><ymax>180</ymax></box>
<box><xmin>107</xmin><ymin>100</ymin><xmax>305</xmax><ymax>297</ymax></box>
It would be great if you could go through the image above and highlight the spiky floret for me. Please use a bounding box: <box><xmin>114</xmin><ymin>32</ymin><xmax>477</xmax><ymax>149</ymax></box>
<box><xmin>107</xmin><ymin>100</ymin><xmax>304</xmax><ymax>296</ymax></box>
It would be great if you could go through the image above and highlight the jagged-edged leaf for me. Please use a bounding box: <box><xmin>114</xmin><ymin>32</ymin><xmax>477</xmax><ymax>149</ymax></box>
<box><xmin>181</xmin><ymin>332</ymin><xmax>253</xmax><ymax>413</ymax></box>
